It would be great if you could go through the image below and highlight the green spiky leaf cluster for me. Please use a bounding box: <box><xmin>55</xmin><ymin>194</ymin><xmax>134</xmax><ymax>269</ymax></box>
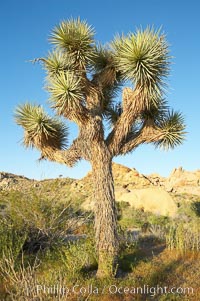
<box><xmin>91</xmin><ymin>45</ymin><xmax>123</xmax><ymax>116</ymax></box>
<box><xmin>155</xmin><ymin>110</ymin><xmax>186</xmax><ymax>150</ymax></box>
<box><xmin>42</xmin><ymin>19</ymin><xmax>97</xmax><ymax>115</ymax></box>
<box><xmin>47</xmin><ymin>71</ymin><xmax>84</xmax><ymax>115</ymax></box>
<box><xmin>92</xmin><ymin>45</ymin><xmax>120</xmax><ymax>84</ymax></box>
<box><xmin>92</xmin><ymin>45</ymin><xmax>114</xmax><ymax>73</ymax></box>
<box><xmin>112</xmin><ymin>28</ymin><xmax>170</xmax><ymax>106</ymax></box>
<box><xmin>15</xmin><ymin>104</ymin><xmax>68</xmax><ymax>149</ymax></box>
<box><xmin>15</xmin><ymin>18</ymin><xmax>186</xmax><ymax>159</ymax></box>
<box><xmin>100</xmin><ymin>81</ymin><xmax>122</xmax><ymax>114</ymax></box>
<box><xmin>42</xmin><ymin>50</ymin><xmax>76</xmax><ymax>76</ymax></box>
<box><xmin>49</xmin><ymin>18</ymin><xmax>96</xmax><ymax>69</ymax></box>
<box><xmin>141</xmin><ymin>98</ymin><xmax>169</xmax><ymax>122</ymax></box>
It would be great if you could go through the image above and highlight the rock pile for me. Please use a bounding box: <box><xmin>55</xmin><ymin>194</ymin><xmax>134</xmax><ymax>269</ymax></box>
<box><xmin>80</xmin><ymin>164</ymin><xmax>200</xmax><ymax>216</ymax></box>
<box><xmin>0</xmin><ymin>172</ymin><xmax>30</xmax><ymax>190</ymax></box>
<box><xmin>1</xmin><ymin>163</ymin><xmax>200</xmax><ymax>217</ymax></box>
<box><xmin>148</xmin><ymin>167</ymin><xmax>200</xmax><ymax>195</ymax></box>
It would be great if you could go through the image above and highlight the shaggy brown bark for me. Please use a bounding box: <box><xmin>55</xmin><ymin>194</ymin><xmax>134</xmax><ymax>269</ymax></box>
<box><xmin>119</xmin><ymin>120</ymin><xmax>165</xmax><ymax>155</ymax></box>
<box><xmin>91</xmin><ymin>143</ymin><xmax>119</xmax><ymax>277</ymax></box>
<box><xmin>107</xmin><ymin>88</ymin><xmax>146</xmax><ymax>156</ymax></box>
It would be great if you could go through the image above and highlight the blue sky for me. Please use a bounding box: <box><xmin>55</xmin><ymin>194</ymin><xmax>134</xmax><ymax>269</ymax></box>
<box><xmin>0</xmin><ymin>0</ymin><xmax>200</xmax><ymax>180</ymax></box>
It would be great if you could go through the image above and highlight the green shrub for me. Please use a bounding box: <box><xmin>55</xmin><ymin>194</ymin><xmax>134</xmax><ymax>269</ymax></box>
<box><xmin>166</xmin><ymin>221</ymin><xmax>200</xmax><ymax>252</ymax></box>
<box><xmin>0</xmin><ymin>190</ymin><xmax>90</xmax><ymax>254</ymax></box>
<box><xmin>190</xmin><ymin>201</ymin><xmax>200</xmax><ymax>217</ymax></box>
<box><xmin>119</xmin><ymin>206</ymin><xmax>149</xmax><ymax>229</ymax></box>
<box><xmin>176</xmin><ymin>196</ymin><xmax>200</xmax><ymax>220</ymax></box>
<box><xmin>0</xmin><ymin>251</ymin><xmax>42</xmax><ymax>301</ymax></box>
<box><xmin>0</xmin><ymin>219</ymin><xmax>27</xmax><ymax>260</ymax></box>
<box><xmin>57</xmin><ymin>237</ymin><xmax>97</xmax><ymax>277</ymax></box>
<box><xmin>0</xmin><ymin>190</ymin><xmax>94</xmax><ymax>299</ymax></box>
<box><xmin>147</xmin><ymin>215</ymin><xmax>170</xmax><ymax>227</ymax></box>
<box><xmin>148</xmin><ymin>224</ymin><xmax>167</xmax><ymax>241</ymax></box>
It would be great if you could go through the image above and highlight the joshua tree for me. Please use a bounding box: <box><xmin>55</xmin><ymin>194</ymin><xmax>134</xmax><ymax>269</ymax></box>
<box><xmin>15</xmin><ymin>18</ymin><xmax>186</xmax><ymax>277</ymax></box>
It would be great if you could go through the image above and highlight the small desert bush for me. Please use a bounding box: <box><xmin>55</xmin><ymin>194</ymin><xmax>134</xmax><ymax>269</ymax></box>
<box><xmin>176</xmin><ymin>196</ymin><xmax>200</xmax><ymax>220</ymax></box>
<box><xmin>118</xmin><ymin>203</ymin><xmax>171</xmax><ymax>230</ymax></box>
<box><xmin>0</xmin><ymin>190</ymin><xmax>96</xmax><ymax>299</ymax></box>
<box><xmin>0</xmin><ymin>251</ymin><xmax>41</xmax><ymax>301</ymax></box>
<box><xmin>148</xmin><ymin>215</ymin><xmax>170</xmax><ymax>227</ymax></box>
<box><xmin>118</xmin><ymin>205</ymin><xmax>150</xmax><ymax>229</ymax></box>
<box><xmin>166</xmin><ymin>221</ymin><xmax>200</xmax><ymax>252</ymax></box>
<box><xmin>0</xmin><ymin>190</ymin><xmax>90</xmax><ymax>254</ymax></box>
<box><xmin>0</xmin><ymin>237</ymin><xmax>97</xmax><ymax>300</ymax></box>
<box><xmin>190</xmin><ymin>201</ymin><xmax>200</xmax><ymax>217</ymax></box>
<box><xmin>0</xmin><ymin>220</ymin><xmax>27</xmax><ymax>260</ymax></box>
<box><xmin>148</xmin><ymin>224</ymin><xmax>167</xmax><ymax>241</ymax></box>
<box><xmin>57</xmin><ymin>237</ymin><xmax>97</xmax><ymax>277</ymax></box>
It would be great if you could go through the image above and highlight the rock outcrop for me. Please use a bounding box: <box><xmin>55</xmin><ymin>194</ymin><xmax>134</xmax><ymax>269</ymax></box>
<box><xmin>0</xmin><ymin>172</ymin><xmax>32</xmax><ymax>191</ymax></box>
<box><xmin>117</xmin><ymin>188</ymin><xmax>177</xmax><ymax>216</ymax></box>
<box><xmin>148</xmin><ymin>167</ymin><xmax>200</xmax><ymax>195</ymax></box>
<box><xmin>165</xmin><ymin>167</ymin><xmax>200</xmax><ymax>195</ymax></box>
<box><xmin>1</xmin><ymin>163</ymin><xmax>200</xmax><ymax>217</ymax></box>
<box><xmin>80</xmin><ymin>164</ymin><xmax>200</xmax><ymax>216</ymax></box>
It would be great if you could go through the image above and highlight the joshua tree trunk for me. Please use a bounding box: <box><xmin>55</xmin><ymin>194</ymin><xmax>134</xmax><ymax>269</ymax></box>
<box><xmin>91</xmin><ymin>144</ymin><xmax>119</xmax><ymax>277</ymax></box>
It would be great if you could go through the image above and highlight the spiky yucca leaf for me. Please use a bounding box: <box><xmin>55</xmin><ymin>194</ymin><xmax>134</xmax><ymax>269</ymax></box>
<box><xmin>42</xmin><ymin>50</ymin><xmax>76</xmax><ymax>76</ymax></box>
<box><xmin>112</xmin><ymin>28</ymin><xmax>170</xmax><ymax>106</ymax></box>
<box><xmin>101</xmin><ymin>79</ymin><xmax>122</xmax><ymax>109</ymax></box>
<box><xmin>155</xmin><ymin>110</ymin><xmax>186</xmax><ymax>150</ymax></box>
<box><xmin>92</xmin><ymin>46</ymin><xmax>123</xmax><ymax>116</ymax></box>
<box><xmin>49</xmin><ymin>18</ymin><xmax>96</xmax><ymax>69</ymax></box>
<box><xmin>113</xmin><ymin>28</ymin><xmax>170</xmax><ymax>83</ymax></box>
<box><xmin>91</xmin><ymin>46</ymin><xmax>123</xmax><ymax>113</ymax></box>
<box><xmin>47</xmin><ymin>71</ymin><xmax>83</xmax><ymax>115</ymax></box>
<box><xmin>92</xmin><ymin>45</ymin><xmax>115</xmax><ymax>72</ymax></box>
<box><xmin>141</xmin><ymin>98</ymin><xmax>169</xmax><ymax>122</ymax></box>
<box><xmin>15</xmin><ymin>104</ymin><xmax>68</xmax><ymax>150</ymax></box>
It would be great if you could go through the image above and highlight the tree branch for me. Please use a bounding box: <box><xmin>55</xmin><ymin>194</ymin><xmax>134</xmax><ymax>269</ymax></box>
<box><xmin>118</xmin><ymin>120</ymin><xmax>164</xmax><ymax>155</ymax></box>
<box><xmin>63</xmin><ymin>105</ymin><xmax>90</xmax><ymax>125</ymax></box>
<box><xmin>39</xmin><ymin>138</ymin><xmax>84</xmax><ymax>167</ymax></box>
<box><xmin>106</xmin><ymin>87</ymin><xmax>146</xmax><ymax>156</ymax></box>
